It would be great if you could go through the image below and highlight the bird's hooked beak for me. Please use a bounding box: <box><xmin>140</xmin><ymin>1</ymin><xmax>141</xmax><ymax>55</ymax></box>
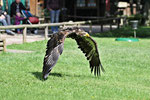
<box><xmin>85</xmin><ymin>33</ymin><xmax>90</xmax><ymax>37</ymax></box>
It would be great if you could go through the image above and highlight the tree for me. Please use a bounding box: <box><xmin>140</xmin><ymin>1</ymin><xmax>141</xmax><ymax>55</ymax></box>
<box><xmin>141</xmin><ymin>0</ymin><xmax>150</xmax><ymax>25</ymax></box>
<box><xmin>130</xmin><ymin>0</ymin><xmax>134</xmax><ymax>15</ymax></box>
<box><xmin>136</xmin><ymin>0</ymin><xmax>141</xmax><ymax>14</ymax></box>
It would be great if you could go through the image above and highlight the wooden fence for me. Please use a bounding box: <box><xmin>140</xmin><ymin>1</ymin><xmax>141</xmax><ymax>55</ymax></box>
<box><xmin>0</xmin><ymin>39</ymin><xmax>6</xmax><ymax>52</ymax></box>
<box><xmin>67</xmin><ymin>16</ymin><xmax>127</xmax><ymax>32</ymax></box>
<box><xmin>0</xmin><ymin>16</ymin><xmax>126</xmax><ymax>45</ymax></box>
<box><xmin>0</xmin><ymin>21</ymin><xmax>92</xmax><ymax>44</ymax></box>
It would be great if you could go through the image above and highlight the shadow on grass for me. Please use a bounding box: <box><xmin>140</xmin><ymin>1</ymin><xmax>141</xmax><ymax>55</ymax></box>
<box><xmin>50</xmin><ymin>73</ymin><xmax>62</xmax><ymax>77</ymax></box>
<box><xmin>31</xmin><ymin>72</ymin><xmax>95</xmax><ymax>81</ymax></box>
<box><xmin>32</xmin><ymin>72</ymin><xmax>43</xmax><ymax>80</ymax></box>
<box><xmin>31</xmin><ymin>72</ymin><xmax>63</xmax><ymax>80</ymax></box>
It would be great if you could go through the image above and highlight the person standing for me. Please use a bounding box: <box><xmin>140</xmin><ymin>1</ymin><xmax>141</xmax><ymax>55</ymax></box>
<box><xmin>47</xmin><ymin>0</ymin><xmax>62</xmax><ymax>33</ymax></box>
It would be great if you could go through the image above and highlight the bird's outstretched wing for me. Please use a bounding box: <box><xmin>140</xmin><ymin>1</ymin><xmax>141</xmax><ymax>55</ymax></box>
<box><xmin>68</xmin><ymin>33</ymin><xmax>105</xmax><ymax>76</ymax></box>
<box><xmin>43</xmin><ymin>28</ymin><xmax>104</xmax><ymax>80</ymax></box>
<box><xmin>42</xmin><ymin>34</ymin><xmax>64</xmax><ymax>79</ymax></box>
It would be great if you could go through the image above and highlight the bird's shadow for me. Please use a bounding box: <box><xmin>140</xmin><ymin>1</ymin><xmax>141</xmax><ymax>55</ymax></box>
<box><xmin>31</xmin><ymin>72</ymin><xmax>62</xmax><ymax>80</ymax></box>
<box><xmin>31</xmin><ymin>71</ymin><xmax>95</xmax><ymax>81</ymax></box>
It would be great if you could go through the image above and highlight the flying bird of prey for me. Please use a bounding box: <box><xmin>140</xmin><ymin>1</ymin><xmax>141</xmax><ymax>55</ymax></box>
<box><xmin>43</xmin><ymin>28</ymin><xmax>104</xmax><ymax>80</ymax></box>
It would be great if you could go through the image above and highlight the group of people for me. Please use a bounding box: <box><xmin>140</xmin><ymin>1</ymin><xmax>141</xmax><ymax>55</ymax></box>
<box><xmin>0</xmin><ymin>0</ymin><xmax>27</xmax><ymax>35</ymax></box>
<box><xmin>0</xmin><ymin>0</ymin><xmax>62</xmax><ymax>35</ymax></box>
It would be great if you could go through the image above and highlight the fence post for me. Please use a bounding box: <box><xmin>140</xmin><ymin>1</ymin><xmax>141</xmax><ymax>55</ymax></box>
<box><xmin>101</xmin><ymin>24</ymin><xmax>103</xmax><ymax>32</ymax></box>
<box><xmin>120</xmin><ymin>18</ymin><xmax>123</xmax><ymax>26</ymax></box>
<box><xmin>123</xmin><ymin>17</ymin><xmax>127</xmax><ymax>26</ymax></box>
<box><xmin>3</xmin><ymin>39</ymin><xmax>6</xmax><ymax>52</ymax></box>
<box><xmin>77</xmin><ymin>24</ymin><xmax>81</xmax><ymax>28</ymax></box>
<box><xmin>23</xmin><ymin>27</ymin><xmax>27</xmax><ymax>43</ymax></box>
<box><xmin>89</xmin><ymin>22</ymin><xmax>92</xmax><ymax>34</ymax></box>
<box><xmin>110</xmin><ymin>21</ymin><xmax>112</xmax><ymax>31</ymax></box>
<box><xmin>0</xmin><ymin>33</ymin><xmax>1</xmax><ymax>39</ymax></box>
<box><xmin>117</xmin><ymin>19</ymin><xmax>120</xmax><ymax>29</ymax></box>
<box><xmin>45</xmin><ymin>26</ymin><xmax>48</xmax><ymax>40</ymax></box>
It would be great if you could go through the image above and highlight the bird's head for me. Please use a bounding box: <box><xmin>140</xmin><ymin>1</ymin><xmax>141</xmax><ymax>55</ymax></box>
<box><xmin>60</xmin><ymin>27</ymin><xmax>90</xmax><ymax>37</ymax></box>
<box><xmin>83</xmin><ymin>32</ymin><xmax>90</xmax><ymax>37</ymax></box>
<box><xmin>76</xmin><ymin>28</ymin><xmax>90</xmax><ymax>37</ymax></box>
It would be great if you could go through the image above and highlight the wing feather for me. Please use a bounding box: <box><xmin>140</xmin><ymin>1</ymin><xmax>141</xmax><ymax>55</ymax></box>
<box><xmin>68</xmin><ymin>33</ymin><xmax>104</xmax><ymax>76</ymax></box>
<box><xmin>42</xmin><ymin>34</ymin><xmax>64</xmax><ymax>79</ymax></box>
<box><xmin>43</xmin><ymin>28</ymin><xmax>104</xmax><ymax>80</ymax></box>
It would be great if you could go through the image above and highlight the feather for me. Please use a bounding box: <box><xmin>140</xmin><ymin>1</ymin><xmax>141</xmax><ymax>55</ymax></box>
<box><xmin>42</xmin><ymin>34</ymin><xmax>64</xmax><ymax>80</ymax></box>
<box><xmin>68</xmin><ymin>33</ymin><xmax>104</xmax><ymax>76</ymax></box>
<box><xmin>42</xmin><ymin>28</ymin><xmax>104</xmax><ymax>80</ymax></box>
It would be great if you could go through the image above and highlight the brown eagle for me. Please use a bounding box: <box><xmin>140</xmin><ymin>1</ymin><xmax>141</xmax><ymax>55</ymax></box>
<box><xmin>43</xmin><ymin>28</ymin><xmax>104</xmax><ymax>80</ymax></box>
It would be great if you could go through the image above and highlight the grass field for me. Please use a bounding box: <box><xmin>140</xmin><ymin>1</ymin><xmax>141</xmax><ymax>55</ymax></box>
<box><xmin>0</xmin><ymin>37</ymin><xmax>150</xmax><ymax>100</ymax></box>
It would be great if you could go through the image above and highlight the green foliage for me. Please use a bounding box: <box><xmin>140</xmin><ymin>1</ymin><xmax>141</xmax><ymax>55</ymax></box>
<box><xmin>127</xmin><ymin>14</ymin><xmax>144</xmax><ymax>25</ymax></box>
<box><xmin>43</xmin><ymin>9</ymin><xmax>50</xmax><ymax>17</ymax></box>
<box><xmin>93</xmin><ymin>26</ymin><xmax>150</xmax><ymax>38</ymax></box>
<box><xmin>0</xmin><ymin>38</ymin><xmax>150</xmax><ymax>100</ymax></box>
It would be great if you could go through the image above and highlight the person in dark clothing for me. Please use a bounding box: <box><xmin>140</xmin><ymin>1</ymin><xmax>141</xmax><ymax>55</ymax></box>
<box><xmin>47</xmin><ymin>0</ymin><xmax>62</xmax><ymax>33</ymax></box>
<box><xmin>10</xmin><ymin>0</ymin><xmax>26</xmax><ymax>17</ymax></box>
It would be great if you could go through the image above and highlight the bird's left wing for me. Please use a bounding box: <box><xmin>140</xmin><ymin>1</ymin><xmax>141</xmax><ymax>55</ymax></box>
<box><xmin>68</xmin><ymin>33</ymin><xmax>104</xmax><ymax>76</ymax></box>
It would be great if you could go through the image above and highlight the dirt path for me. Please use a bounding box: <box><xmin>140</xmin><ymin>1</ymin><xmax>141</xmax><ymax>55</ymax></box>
<box><xmin>0</xmin><ymin>34</ymin><xmax>45</xmax><ymax>46</ymax></box>
<box><xmin>7</xmin><ymin>49</ymin><xmax>34</xmax><ymax>53</ymax></box>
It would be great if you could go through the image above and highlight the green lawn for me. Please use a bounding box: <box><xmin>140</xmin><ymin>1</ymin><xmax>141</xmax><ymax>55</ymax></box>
<box><xmin>0</xmin><ymin>37</ymin><xmax>150</xmax><ymax>100</ymax></box>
